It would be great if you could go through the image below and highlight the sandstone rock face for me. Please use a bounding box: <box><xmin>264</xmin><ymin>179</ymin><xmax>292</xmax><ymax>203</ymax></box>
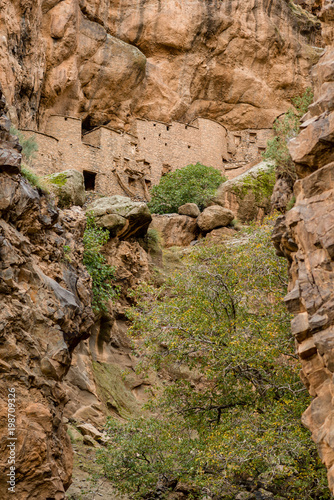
<box><xmin>0</xmin><ymin>0</ymin><xmax>322</xmax><ymax>131</ymax></box>
<box><xmin>47</xmin><ymin>169</ymin><xmax>86</xmax><ymax>207</ymax></box>
<box><xmin>0</xmin><ymin>92</ymin><xmax>94</xmax><ymax>498</ymax></box>
<box><xmin>272</xmin><ymin>9</ymin><xmax>334</xmax><ymax>491</ymax></box>
<box><xmin>63</xmin><ymin>237</ymin><xmax>153</xmax><ymax>427</ymax></box>
<box><xmin>0</xmin><ymin>93</ymin><xmax>21</xmax><ymax>174</ymax></box>
<box><xmin>87</xmin><ymin>195</ymin><xmax>152</xmax><ymax>238</ymax></box>
<box><xmin>178</xmin><ymin>203</ymin><xmax>200</xmax><ymax>218</ymax></box>
<box><xmin>150</xmin><ymin>214</ymin><xmax>199</xmax><ymax>248</ymax></box>
<box><xmin>197</xmin><ymin>205</ymin><xmax>234</xmax><ymax>232</ymax></box>
<box><xmin>212</xmin><ymin>161</ymin><xmax>274</xmax><ymax>223</ymax></box>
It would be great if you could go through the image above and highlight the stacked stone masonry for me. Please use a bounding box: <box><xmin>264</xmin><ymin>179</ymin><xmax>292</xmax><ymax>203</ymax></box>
<box><xmin>22</xmin><ymin>116</ymin><xmax>273</xmax><ymax>200</ymax></box>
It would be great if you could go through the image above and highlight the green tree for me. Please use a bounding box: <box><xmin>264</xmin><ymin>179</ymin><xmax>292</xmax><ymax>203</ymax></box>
<box><xmin>98</xmin><ymin>216</ymin><xmax>330</xmax><ymax>499</ymax></box>
<box><xmin>148</xmin><ymin>162</ymin><xmax>225</xmax><ymax>214</ymax></box>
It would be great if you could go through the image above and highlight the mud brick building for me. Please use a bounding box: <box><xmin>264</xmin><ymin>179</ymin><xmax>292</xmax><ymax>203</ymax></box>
<box><xmin>21</xmin><ymin>115</ymin><xmax>272</xmax><ymax>200</ymax></box>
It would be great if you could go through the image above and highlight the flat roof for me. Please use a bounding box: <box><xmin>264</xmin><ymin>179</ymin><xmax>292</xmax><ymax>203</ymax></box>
<box><xmin>20</xmin><ymin>129</ymin><xmax>59</xmax><ymax>141</ymax></box>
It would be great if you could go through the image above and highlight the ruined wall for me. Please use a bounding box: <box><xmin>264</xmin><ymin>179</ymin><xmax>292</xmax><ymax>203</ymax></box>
<box><xmin>272</xmin><ymin>1</ymin><xmax>334</xmax><ymax>491</ymax></box>
<box><xmin>225</xmin><ymin>129</ymin><xmax>273</xmax><ymax>179</ymax></box>
<box><xmin>22</xmin><ymin>130</ymin><xmax>60</xmax><ymax>174</ymax></box>
<box><xmin>25</xmin><ymin>115</ymin><xmax>272</xmax><ymax>199</ymax></box>
<box><xmin>133</xmin><ymin>118</ymin><xmax>229</xmax><ymax>182</ymax></box>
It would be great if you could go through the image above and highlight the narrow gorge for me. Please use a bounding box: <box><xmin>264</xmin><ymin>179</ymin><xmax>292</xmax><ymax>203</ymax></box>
<box><xmin>0</xmin><ymin>1</ymin><xmax>334</xmax><ymax>499</ymax></box>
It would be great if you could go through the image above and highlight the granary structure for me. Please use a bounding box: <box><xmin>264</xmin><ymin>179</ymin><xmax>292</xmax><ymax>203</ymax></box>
<box><xmin>22</xmin><ymin>115</ymin><xmax>273</xmax><ymax>200</ymax></box>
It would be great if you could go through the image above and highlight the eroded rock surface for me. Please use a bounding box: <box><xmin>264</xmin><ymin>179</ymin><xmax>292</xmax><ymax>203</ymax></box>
<box><xmin>272</xmin><ymin>4</ymin><xmax>334</xmax><ymax>491</ymax></box>
<box><xmin>0</xmin><ymin>0</ymin><xmax>323</xmax><ymax>131</ymax></box>
<box><xmin>0</xmin><ymin>90</ymin><xmax>94</xmax><ymax>499</ymax></box>
<box><xmin>197</xmin><ymin>205</ymin><xmax>235</xmax><ymax>232</ymax></box>
<box><xmin>47</xmin><ymin>169</ymin><xmax>86</xmax><ymax>207</ymax></box>
<box><xmin>87</xmin><ymin>195</ymin><xmax>152</xmax><ymax>238</ymax></box>
<box><xmin>150</xmin><ymin>214</ymin><xmax>200</xmax><ymax>248</ymax></box>
<box><xmin>63</xmin><ymin>236</ymin><xmax>153</xmax><ymax>427</ymax></box>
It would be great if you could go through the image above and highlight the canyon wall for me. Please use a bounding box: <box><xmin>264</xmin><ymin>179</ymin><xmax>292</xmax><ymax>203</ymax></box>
<box><xmin>272</xmin><ymin>0</ymin><xmax>334</xmax><ymax>491</ymax></box>
<box><xmin>0</xmin><ymin>91</ymin><xmax>156</xmax><ymax>498</ymax></box>
<box><xmin>0</xmin><ymin>0</ymin><xmax>322</xmax><ymax>132</ymax></box>
<box><xmin>0</xmin><ymin>90</ymin><xmax>95</xmax><ymax>499</ymax></box>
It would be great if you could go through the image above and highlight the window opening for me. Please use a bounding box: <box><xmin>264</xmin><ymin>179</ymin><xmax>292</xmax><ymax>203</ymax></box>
<box><xmin>83</xmin><ymin>170</ymin><xmax>97</xmax><ymax>191</ymax></box>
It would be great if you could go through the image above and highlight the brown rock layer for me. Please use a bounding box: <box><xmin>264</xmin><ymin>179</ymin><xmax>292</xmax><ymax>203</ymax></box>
<box><xmin>0</xmin><ymin>89</ymin><xmax>94</xmax><ymax>499</ymax></box>
<box><xmin>0</xmin><ymin>0</ymin><xmax>323</xmax><ymax>131</ymax></box>
<box><xmin>272</xmin><ymin>2</ymin><xmax>334</xmax><ymax>491</ymax></box>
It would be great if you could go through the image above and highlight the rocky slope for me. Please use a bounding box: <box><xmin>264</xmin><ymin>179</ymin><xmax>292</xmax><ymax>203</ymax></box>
<box><xmin>272</xmin><ymin>0</ymin><xmax>334</xmax><ymax>492</ymax></box>
<box><xmin>0</xmin><ymin>89</ymin><xmax>94</xmax><ymax>499</ymax></box>
<box><xmin>0</xmin><ymin>0</ymin><xmax>322</xmax><ymax>132</ymax></box>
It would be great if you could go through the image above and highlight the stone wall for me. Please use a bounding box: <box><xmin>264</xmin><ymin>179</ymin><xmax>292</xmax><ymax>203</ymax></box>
<box><xmin>224</xmin><ymin>129</ymin><xmax>273</xmax><ymax>179</ymax></box>
<box><xmin>22</xmin><ymin>114</ymin><xmax>273</xmax><ymax>200</ymax></box>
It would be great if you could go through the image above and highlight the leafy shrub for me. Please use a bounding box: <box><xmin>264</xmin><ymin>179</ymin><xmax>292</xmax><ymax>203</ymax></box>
<box><xmin>10</xmin><ymin>126</ymin><xmax>38</xmax><ymax>163</ymax></box>
<box><xmin>97</xmin><ymin>416</ymin><xmax>201</xmax><ymax>498</ymax></box>
<box><xmin>286</xmin><ymin>195</ymin><xmax>296</xmax><ymax>211</ymax></box>
<box><xmin>263</xmin><ymin>88</ymin><xmax>313</xmax><ymax>182</ymax></box>
<box><xmin>99</xmin><ymin>217</ymin><xmax>330</xmax><ymax>499</ymax></box>
<box><xmin>148</xmin><ymin>162</ymin><xmax>225</xmax><ymax>214</ymax></box>
<box><xmin>20</xmin><ymin>165</ymin><xmax>49</xmax><ymax>193</ymax></box>
<box><xmin>83</xmin><ymin>215</ymin><xmax>118</xmax><ymax>313</ymax></box>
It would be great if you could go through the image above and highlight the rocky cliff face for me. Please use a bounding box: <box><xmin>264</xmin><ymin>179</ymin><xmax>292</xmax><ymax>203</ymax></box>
<box><xmin>0</xmin><ymin>89</ymin><xmax>94</xmax><ymax>499</ymax></box>
<box><xmin>0</xmin><ymin>0</ymin><xmax>322</xmax><ymax>132</ymax></box>
<box><xmin>272</xmin><ymin>0</ymin><xmax>334</xmax><ymax>492</ymax></box>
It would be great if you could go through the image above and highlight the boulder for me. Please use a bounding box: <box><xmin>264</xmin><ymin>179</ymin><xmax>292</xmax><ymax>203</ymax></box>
<box><xmin>178</xmin><ymin>203</ymin><xmax>200</xmax><ymax>218</ymax></box>
<box><xmin>150</xmin><ymin>214</ymin><xmax>199</xmax><ymax>247</ymax></box>
<box><xmin>205</xmin><ymin>226</ymin><xmax>237</xmax><ymax>242</ymax></box>
<box><xmin>197</xmin><ymin>206</ymin><xmax>234</xmax><ymax>232</ymax></box>
<box><xmin>211</xmin><ymin>161</ymin><xmax>274</xmax><ymax>223</ymax></box>
<box><xmin>87</xmin><ymin>195</ymin><xmax>152</xmax><ymax>238</ymax></box>
<box><xmin>76</xmin><ymin>423</ymin><xmax>102</xmax><ymax>441</ymax></box>
<box><xmin>46</xmin><ymin>169</ymin><xmax>86</xmax><ymax>207</ymax></box>
<box><xmin>83</xmin><ymin>435</ymin><xmax>97</xmax><ymax>447</ymax></box>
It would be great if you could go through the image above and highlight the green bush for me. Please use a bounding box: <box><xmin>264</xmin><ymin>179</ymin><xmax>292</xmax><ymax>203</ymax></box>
<box><xmin>148</xmin><ymin>162</ymin><xmax>225</xmax><ymax>214</ymax></box>
<box><xmin>83</xmin><ymin>215</ymin><xmax>118</xmax><ymax>313</ymax></box>
<box><xmin>263</xmin><ymin>88</ymin><xmax>313</xmax><ymax>182</ymax></box>
<box><xmin>286</xmin><ymin>195</ymin><xmax>296</xmax><ymax>211</ymax></box>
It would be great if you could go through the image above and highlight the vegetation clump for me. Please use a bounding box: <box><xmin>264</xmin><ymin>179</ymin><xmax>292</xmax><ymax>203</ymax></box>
<box><xmin>83</xmin><ymin>215</ymin><xmax>118</xmax><ymax>313</ymax></box>
<box><xmin>231</xmin><ymin>165</ymin><xmax>276</xmax><ymax>204</ymax></box>
<box><xmin>148</xmin><ymin>163</ymin><xmax>225</xmax><ymax>214</ymax></box>
<box><xmin>47</xmin><ymin>172</ymin><xmax>68</xmax><ymax>187</ymax></box>
<box><xmin>10</xmin><ymin>126</ymin><xmax>49</xmax><ymax>192</ymax></box>
<box><xmin>10</xmin><ymin>125</ymin><xmax>38</xmax><ymax>162</ymax></box>
<box><xmin>97</xmin><ymin>217</ymin><xmax>330</xmax><ymax>499</ymax></box>
<box><xmin>263</xmin><ymin>88</ymin><xmax>313</xmax><ymax>183</ymax></box>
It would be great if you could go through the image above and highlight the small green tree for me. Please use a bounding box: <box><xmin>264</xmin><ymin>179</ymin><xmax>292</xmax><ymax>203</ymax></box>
<box><xmin>263</xmin><ymin>88</ymin><xmax>313</xmax><ymax>182</ymax></box>
<box><xmin>83</xmin><ymin>215</ymin><xmax>118</xmax><ymax>313</ymax></box>
<box><xmin>148</xmin><ymin>162</ymin><xmax>225</xmax><ymax>214</ymax></box>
